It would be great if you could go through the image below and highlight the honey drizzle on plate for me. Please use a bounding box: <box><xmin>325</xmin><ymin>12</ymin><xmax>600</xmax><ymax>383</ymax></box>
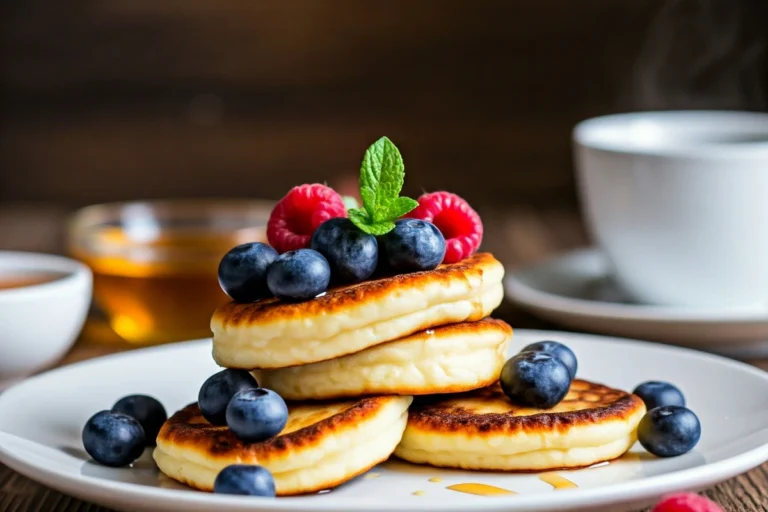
<box><xmin>446</xmin><ymin>483</ymin><xmax>518</xmax><ymax>496</ymax></box>
<box><xmin>442</xmin><ymin>471</ymin><xmax>578</xmax><ymax>497</ymax></box>
<box><xmin>538</xmin><ymin>472</ymin><xmax>578</xmax><ymax>489</ymax></box>
<box><xmin>428</xmin><ymin>477</ymin><xmax>442</xmax><ymax>483</ymax></box>
<box><xmin>618</xmin><ymin>451</ymin><xmax>645</xmax><ymax>462</ymax></box>
<box><xmin>412</xmin><ymin>490</ymin><xmax>425</xmax><ymax>496</ymax></box>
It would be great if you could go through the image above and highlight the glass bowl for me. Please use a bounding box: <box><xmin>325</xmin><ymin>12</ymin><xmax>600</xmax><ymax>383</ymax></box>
<box><xmin>68</xmin><ymin>199</ymin><xmax>273</xmax><ymax>345</ymax></box>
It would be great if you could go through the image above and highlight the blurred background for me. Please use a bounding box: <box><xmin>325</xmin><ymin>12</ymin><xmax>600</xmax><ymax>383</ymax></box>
<box><xmin>2</xmin><ymin>0</ymin><xmax>766</xmax><ymax>210</ymax></box>
<box><xmin>1</xmin><ymin>0</ymin><xmax>767</xmax><ymax>345</ymax></box>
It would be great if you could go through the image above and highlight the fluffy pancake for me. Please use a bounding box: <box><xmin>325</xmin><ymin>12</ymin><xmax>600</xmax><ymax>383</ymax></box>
<box><xmin>211</xmin><ymin>252</ymin><xmax>504</xmax><ymax>369</ymax></box>
<box><xmin>154</xmin><ymin>395</ymin><xmax>412</xmax><ymax>496</ymax></box>
<box><xmin>394</xmin><ymin>379</ymin><xmax>645</xmax><ymax>471</ymax></box>
<box><xmin>254</xmin><ymin>319</ymin><xmax>513</xmax><ymax>400</ymax></box>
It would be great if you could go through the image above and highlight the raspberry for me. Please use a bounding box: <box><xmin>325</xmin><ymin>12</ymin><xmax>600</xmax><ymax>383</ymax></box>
<box><xmin>406</xmin><ymin>191</ymin><xmax>483</xmax><ymax>264</ymax></box>
<box><xmin>267</xmin><ymin>184</ymin><xmax>346</xmax><ymax>253</ymax></box>
<box><xmin>652</xmin><ymin>493</ymin><xmax>723</xmax><ymax>512</ymax></box>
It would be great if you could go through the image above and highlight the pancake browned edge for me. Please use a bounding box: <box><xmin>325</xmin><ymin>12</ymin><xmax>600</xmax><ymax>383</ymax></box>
<box><xmin>211</xmin><ymin>252</ymin><xmax>504</xmax><ymax>369</ymax></box>
<box><xmin>394</xmin><ymin>380</ymin><xmax>646</xmax><ymax>472</ymax></box>
<box><xmin>154</xmin><ymin>395</ymin><xmax>412</xmax><ymax>496</ymax></box>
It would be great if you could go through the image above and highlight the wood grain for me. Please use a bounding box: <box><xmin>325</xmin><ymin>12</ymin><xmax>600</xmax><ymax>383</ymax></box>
<box><xmin>0</xmin><ymin>0</ymin><xmax>670</xmax><ymax>205</ymax></box>
<box><xmin>1</xmin><ymin>0</ymin><xmax>660</xmax><ymax>92</ymax></box>
<box><xmin>4</xmin><ymin>0</ymin><xmax>766</xmax><ymax>206</ymax></box>
<box><xmin>0</xmin><ymin>203</ymin><xmax>766</xmax><ymax>511</ymax></box>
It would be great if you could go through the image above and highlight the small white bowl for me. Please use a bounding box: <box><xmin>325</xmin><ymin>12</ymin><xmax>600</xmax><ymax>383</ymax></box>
<box><xmin>0</xmin><ymin>251</ymin><xmax>92</xmax><ymax>386</ymax></box>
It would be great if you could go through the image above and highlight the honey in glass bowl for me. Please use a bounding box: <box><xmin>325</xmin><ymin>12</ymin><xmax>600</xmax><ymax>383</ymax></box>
<box><xmin>68</xmin><ymin>200</ymin><xmax>272</xmax><ymax>345</ymax></box>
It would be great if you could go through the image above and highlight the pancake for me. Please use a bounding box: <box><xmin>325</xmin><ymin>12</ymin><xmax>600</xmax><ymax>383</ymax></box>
<box><xmin>211</xmin><ymin>252</ymin><xmax>504</xmax><ymax>369</ymax></box>
<box><xmin>254</xmin><ymin>318</ymin><xmax>513</xmax><ymax>401</ymax></box>
<box><xmin>154</xmin><ymin>395</ymin><xmax>412</xmax><ymax>496</ymax></box>
<box><xmin>394</xmin><ymin>379</ymin><xmax>645</xmax><ymax>471</ymax></box>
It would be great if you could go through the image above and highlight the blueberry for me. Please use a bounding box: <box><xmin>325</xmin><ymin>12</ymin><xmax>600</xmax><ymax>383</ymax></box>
<box><xmin>82</xmin><ymin>410</ymin><xmax>146</xmax><ymax>467</ymax></box>
<box><xmin>521</xmin><ymin>340</ymin><xmax>578</xmax><ymax>379</ymax></box>
<box><xmin>218</xmin><ymin>242</ymin><xmax>278</xmax><ymax>302</ymax></box>
<box><xmin>500</xmin><ymin>351</ymin><xmax>572</xmax><ymax>409</ymax></box>
<box><xmin>226</xmin><ymin>388</ymin><xmax>289</xmax><ymax>443</ymax></box>
<box><xmin>214</xmin><ymin>464</ymin><xmax>276</xmax><ymax>497</ymax></box>
<box><xmin>633</xmin><ymin>381</ymin><xmax>686</xmax><ymax>410</ymax></box>
<box><xmin>266</xmin><ymin>249</ymin><xmax>331</xmax><ymax>301</ymax></box>
<box><xmin>198</xmin><ymin>369</ymin><xmax>259</xmax><ymax>426</ymax></box>
<box><xmin>310</xmin><ymin>218</ymin><xmax>378</xmax><ymax>284</ymax></box>
<box><xmin>111</xmin><ymin>394</ymin><xmax>167</xmax><ymax>446</ymax></box>
<box><xmin>379</xmin><ymin>219</ymin><xmax>446</xmax><ymax>273</ymax></box>
<box><xmin>638</xmin><ymin>406</ymin><xmax>701</xmax><ymax>457</ymax></box>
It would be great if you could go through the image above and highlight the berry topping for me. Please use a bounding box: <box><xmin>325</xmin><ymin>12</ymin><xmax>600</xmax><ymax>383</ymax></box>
<box><xmin>406</xmin><ymin>191</ymin><xmax>483</xmax><ymax>263</ymax></box>
<box><xmin>379</xmin><ymin>219</ymin><xmax>446</xmax><ymax>273</ymax></box>
<box><xmin>638</xmin><ymin>405</ymin><xmax>701</xmax><ymax>457</ymax></box>
<box><xmin>521</xmin><ymin>340</ymin><xmax>578</xmax><ymax>379</ymax></box>
<box><xmin>633</xmin><ymin>381</ymin><xmax>686</xmax><ymax>410</ymax></box>
<box><xmin>226</xmin><ymin>388</ymin><xmax>289</xmax><ymax>443</ymax></box>
<box><xmin>111</xmin><ymin>394</ymin><xmax>167</xmax><ymax>447</ymax></box>
<box><xmin>198</xmin><ymin>369</ymin><xmax>259</xmax><ymax>426</ymax></box>
<box><xmin>652</xmin><ymin>493</ymin><xmax>723</xmax><ymax>512</ymax></box>
<box><xmin>267</xmin><ymin>184</ymin><xmax>347</xmax><ymax>253</ymax></box>
<box><xmin>218</xmin><ymin>242</ymin><xmax>278</xmax><ymax>302</ymax></box>
<box><xmin>310</xmin><ymin>218</ymin><xmax>378</xmax><ymax>284</ymax></box>
<box><xmin>82</xmin><ymin>410</ymin><xmax>146</xmax><ymax>467</ymax></box>
<box><xmin>266</xmin><ymin>248</ymin><xmax>331</xmax><ymax>302</ymax></box>
<box><xmin>500</xmin><ymin>351</ymin><xmax>572</xmax><ymax>409</ymax></box>
<box><xmin>214</xmin><ymin>464</ymin><xmax>276</xmax><ymax>497</ymax></box>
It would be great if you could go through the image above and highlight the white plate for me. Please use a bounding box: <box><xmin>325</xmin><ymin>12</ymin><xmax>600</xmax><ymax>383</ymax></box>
<box><xmin>505</xmin><ymin>248</ymin><xmax>768</xmax><ymax>358</ymax></box>
<box><xmin>1</xmin><ymin>330</ymin><xmax>768</xmax><ymax>512</ymax></box>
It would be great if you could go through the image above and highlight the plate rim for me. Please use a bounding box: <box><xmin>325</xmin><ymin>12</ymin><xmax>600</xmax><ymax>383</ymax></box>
<box><xmin>505</xmin><ymin>248</ymin><xmax>768</xmax><ymax>324</ymax></box>
<box><xmin>0</xmin><ymin>330</ymin><xmax>767</xmax><ymax>511</ymax></box>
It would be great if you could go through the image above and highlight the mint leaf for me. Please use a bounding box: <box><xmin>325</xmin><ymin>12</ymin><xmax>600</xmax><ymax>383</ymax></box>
<box><xmin>361</xmin><ymin>220</ymin><xmax>396</xmax><ymax>236</ymax></box>
<box><xmin>385</xmin><ymin>196</ymin><xmax>419</xmax><ymax>219</ymax></box>
<box><xmin>342</xmin><ymin>195</ymin><xmax>359</xmax><ymax>210</ymax></box>
<box><xmin>348</xmin><ymin>209</ymin><xmax>395</xmax><ymax>235</ymax></box>
<box><xmin>347</xmin><ymin>208</ymin><xmax>370</xmax><ymax>230</ymax></box>
<box><xmin>353</xmin><ymin>136</ymin><xmax>416</xmax><ymax>234</ymax></box>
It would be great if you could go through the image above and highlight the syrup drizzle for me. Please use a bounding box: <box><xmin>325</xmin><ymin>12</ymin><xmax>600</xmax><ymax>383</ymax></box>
<box><xmin>412</xmin><ymin>490</ymin><xmax>425</xmax><ymax>496</ymax></box>
<box><xmin>428</xmin><ymin>477</ymin><xmax>442</xmax><ymax>483</ymax></box>
<box><xmin>446</xmin><ymin>483</ymin><xmax>518</xmax><ymax>496</ymax></box>
<box><xmin>538</xmin><ymin>472</ymin><xmax>577</xmax><ymax>489</ymax></box>
<box><xmin>618</xmin><ymin>451</ymin><xmax>647</xmax><ymax>462</ymax></box>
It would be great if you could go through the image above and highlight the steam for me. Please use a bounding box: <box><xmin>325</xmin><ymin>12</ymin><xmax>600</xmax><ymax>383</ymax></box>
<box><xmin>630</xmin><ymin>0</ymin><xmax>767</xmax><ymax>110</ymax></box>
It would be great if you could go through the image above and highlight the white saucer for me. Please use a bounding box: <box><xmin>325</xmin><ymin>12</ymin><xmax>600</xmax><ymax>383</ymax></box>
<box><xmin>505</xmin><ymin>248</ymin><xmax>768</xmax><ymax>358</ymax></box>
<box><xmin>1</xmin><ymin>330</ymin><xmax>768</xmax><ymax>512</ymax></box>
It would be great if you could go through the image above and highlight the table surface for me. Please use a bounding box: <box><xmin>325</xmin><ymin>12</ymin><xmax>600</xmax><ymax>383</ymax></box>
<box><xmin>0</xmin><ymin>203</ymin><xmax>766</xmax><ymax>512</ymax></box>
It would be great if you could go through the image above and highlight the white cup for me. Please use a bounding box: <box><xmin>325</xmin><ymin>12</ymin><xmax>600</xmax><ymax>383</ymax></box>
<box><xmin>573</xmin><ymin>110</ymin><xmax>768</xmax><ymax>310</ymax></box>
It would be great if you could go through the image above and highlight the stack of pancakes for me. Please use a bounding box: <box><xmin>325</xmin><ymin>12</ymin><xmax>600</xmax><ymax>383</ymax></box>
<box><xmin>153</xmin><ymin>252</ymin><xmax>645</xmax><ymax>496</ymax></box>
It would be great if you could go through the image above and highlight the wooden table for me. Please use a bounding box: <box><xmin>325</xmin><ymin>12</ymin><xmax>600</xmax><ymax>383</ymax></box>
<box><xmin>0</xmin><ymin>203</ymin><xmax>766</xmax><ymax>511</ymax></box>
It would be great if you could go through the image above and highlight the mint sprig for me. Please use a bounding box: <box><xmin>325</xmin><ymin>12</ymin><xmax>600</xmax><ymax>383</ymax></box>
<box><xmin>348</xmin><ymin>136</ymin><xmax>418</xmax><ymax>235</ymax></box>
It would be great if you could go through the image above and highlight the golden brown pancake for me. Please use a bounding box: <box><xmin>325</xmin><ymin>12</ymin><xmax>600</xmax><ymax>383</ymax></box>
<box><xmin>154</xmin><ymin>395</ymin><xmax>412</xmax><ymax>496</ymax></box>
<box><xmin>394</xmin><ymin>379</ymin><xmax>645</xmax><ymax>471</ymax></box>
<box><xmin>211</xmin><ymin>252</ymin><xmax>504</xmax><ymax>369</ymax></box>
<box><xmin>254</xmin><ymin>318</ymin><xmax>513</xmax><ymax>400</ymax></box>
